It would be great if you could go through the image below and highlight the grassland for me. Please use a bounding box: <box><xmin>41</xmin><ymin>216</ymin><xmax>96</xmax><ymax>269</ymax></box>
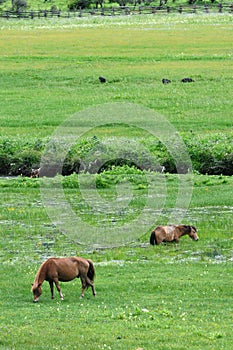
<box><xmin>1</xmin><ymin>173</ymin><xmax>233</xmax><ymax>349</ymax></box>
<box><xmin>0</xmin><ymin>14</ymin><xmax>232</xmax><ymax>138</ymax></box>
<box><xmin>0</xmin><ymin>13</ymin><xmax>233</xmax><ymax>350</ymax></box>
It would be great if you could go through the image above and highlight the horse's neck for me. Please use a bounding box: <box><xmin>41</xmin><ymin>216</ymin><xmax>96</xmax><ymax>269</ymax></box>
<box><xmin>35</xmin><ymin>262</ymin><xmax>47</xmax><ymax>285</ymax></box>
<box><xmin>180</xmin><ymin>229</ymin><xmax>187</xmax><ymax>237</ymax></box>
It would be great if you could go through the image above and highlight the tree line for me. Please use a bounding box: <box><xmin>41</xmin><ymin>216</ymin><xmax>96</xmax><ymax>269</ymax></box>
<box><xmin>4</xmin><ymin>0</ymin><xmax>227</xmax><ymax>12</ymax></box>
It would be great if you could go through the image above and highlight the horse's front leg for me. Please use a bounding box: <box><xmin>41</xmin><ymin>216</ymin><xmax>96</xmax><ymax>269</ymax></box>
<box><xmin>54</xmin><ymin>278</ymin><xmax>64</xmax><ymax>300</ymax></box>
<box><xmin>49</xmin><ymin>281</ymin><xmax>54</xmax><ymax>299</ymax></box>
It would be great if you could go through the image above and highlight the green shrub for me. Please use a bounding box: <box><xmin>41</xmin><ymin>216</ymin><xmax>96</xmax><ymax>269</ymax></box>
<box><xmin>68</xmin><ymin>0</ymin><xmax>92</xmax><ymax>10</ymax></box>
<box><xmin>0</xmin><ymin>133</ymin><xmax>232</xmax><ymax>176</ymax></box>
<box><xmin>12</xmin><ymin>0</ymin><xmax>27</xmax><ymax>10</ymax></box>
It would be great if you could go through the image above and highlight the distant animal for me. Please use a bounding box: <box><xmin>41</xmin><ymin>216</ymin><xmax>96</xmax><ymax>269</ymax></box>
<box><xmin>181</xmin><ymin>78</ymin><xmax>195</xmax><ymax>83</ymax></box>
<box><xmin>31</xmin><ymin>257</ymin><xmax>96</xmax><ymax>302</ymax></box>
<box><xmin>150</xmin><ymin>225</ymin><xmax>198</xmax><ymax>245</ymax></box>
<box><xmin>162</xmin><ymin>78</ymin><xmax>171</xmax><ymax>84</ymax></box>
<box><xmin>30</xmin><ymin>168</ymin><xmax>41</xmax><ymax>178</ymax></box>
<box><xmin>99</xmin><ymin>76</ymin><xmax>106</xmax><ymax>83</ymax></box>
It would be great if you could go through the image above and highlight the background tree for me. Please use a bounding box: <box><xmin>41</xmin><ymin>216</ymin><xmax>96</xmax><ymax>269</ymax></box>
<box><xmin>12</xmin><ymin>0</ymin><xmax>27</xmax><ymax>10</ymax></box>
<box><xmin>68</xmin><ymin>0</ymin><xmax>93</xmax><ymax>9</ymax></box>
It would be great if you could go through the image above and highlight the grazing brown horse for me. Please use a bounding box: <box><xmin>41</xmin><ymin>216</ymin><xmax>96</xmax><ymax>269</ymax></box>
<box><xmin>150</xmin><ymin>225</ymin><xmax>198</xmax><ymax>245</ymax></box>
<box><xmin>31</xmin><ymin>257</ymin><xmax>96</xmax><ymax>302</ymax></box>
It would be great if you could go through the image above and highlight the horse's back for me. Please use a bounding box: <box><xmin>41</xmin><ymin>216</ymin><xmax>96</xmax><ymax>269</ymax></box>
<box><xmin>44</xmin><ymin>257</ymin><xmax>80</xmax><ymax>282</ymax></box>
<box><xmin>42</xmin><ymin>257</ymin><xmax>92</xmax><ymax>282</ymax></box>
<box><xmin>154</xmin><ymin>225</ymin><xmax>177</xmax><ymax>242</ymax></box>
<box><xmin>155</xmin><ymin>225</ymin><xmax>176</xmax><ymax>235</ymax></box>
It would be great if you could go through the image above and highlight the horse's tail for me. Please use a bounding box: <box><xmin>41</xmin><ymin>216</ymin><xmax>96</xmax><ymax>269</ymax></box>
<box><xmin>150</xmin><ymin>231</ymin><xmax>157</xmax><ymax>245</ymax></box>
<box><xmin>87</xmin><ymin>259</ymin><xmax>95</xmax><ymax>281</ymax></box>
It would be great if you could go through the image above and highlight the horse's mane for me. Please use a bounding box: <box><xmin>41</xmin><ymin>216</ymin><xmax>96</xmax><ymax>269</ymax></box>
<box><xmin>33</xmin><ymin>259</ymin><xmax>49</xmax><ymax>285</ymax></box>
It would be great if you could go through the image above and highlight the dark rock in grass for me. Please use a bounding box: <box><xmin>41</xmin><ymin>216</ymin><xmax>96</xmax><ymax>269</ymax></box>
<box><xmin>181</xmin><ymin>77</ymin><xmax>195</xmax><ymax>83</ymax></box>
<box><xmin>162</xmin><ymin>78</ymin><xmax>171</xmax><ymax>84</ymax></box>
<box><xmin>99</xmin><ymin>76</ymin><xmax>106</xmax><ymax>83</ymax></box>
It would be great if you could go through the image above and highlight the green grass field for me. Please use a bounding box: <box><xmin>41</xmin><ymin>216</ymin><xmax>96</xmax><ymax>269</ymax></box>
<box><xmin>1</xmin><ymin>174</ymin><xmax>233</xmax><ymax>350</ymax></box>
<box><xmin>0</xmin><ymin>13</ymin><xmax>233</xmax><ymax>350</ymax></box>
<box><xmin>0</xmin><ymin>14</ymin><xmax>232</xmax><ymax>138</ymax></box>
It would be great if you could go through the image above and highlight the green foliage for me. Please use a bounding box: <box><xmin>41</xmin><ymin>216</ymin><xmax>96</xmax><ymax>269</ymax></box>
<box><xmin>1</xmin><ymin>0</ymin><xmax>233</xmax><ymax>11</ymax></box>
<box><xmin>68</xmin><ymin>0</ymin><xmax>92</xmax><ymax>10</ymax></box>
<box><xmin>0</xmin><ymin>132</ymin><xmax>232</xmax><ymax>175</ymax></box>
<box><xmin>12</xmin><ymin>0</ymin><xmax>27</xmax><ymax>10</ymax></box>
<box><xmin>0</xmin><ymin>137</ymin><xmax>43</xmax><ymax>175</ymax></box>
<box><xmin>183</xmin><ymin>133</ymin><xmax>233</xmax><ymax>175</ymax></box>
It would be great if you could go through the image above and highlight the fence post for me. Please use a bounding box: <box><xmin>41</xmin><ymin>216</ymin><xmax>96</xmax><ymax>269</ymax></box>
<box><xmin>178</xmin><ymin>5</ymin><xmax>182</xmax><ymax>13</ymax></box>
<box><xmin>79</xmin><ymin>7</ymin><xmax>82</xmax><ymax>17</ymax></box>
<box><xmin>218</xmin><ymin>3</ymin><xmax>223</xmax><ymax>13</ymax></box>
<box><xmin>152</xmin><ymin>6</ymin><xmax>156</xmax><ymax>14</ymax></box>
<box><xmin>30</xmin><ymin>11</ymin><xmax>34</xmax><ymax>19</ymax></box>
<box><xmin>193</xmin><ymin>4</ymin><xmax>196</xmax><ymax>13</ymax></box>
<box><xmin>167</xmin><ymin>6</ymin><xmax>170</xmax><ymax>13</ymax></box>
<box><xmin>204</xmin><ymin>4</ymin><xmax>209</xmax><ymax>13</ymax></box>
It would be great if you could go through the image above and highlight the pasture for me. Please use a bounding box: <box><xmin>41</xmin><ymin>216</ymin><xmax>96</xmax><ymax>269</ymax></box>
<box><xmin>0</xmin><ymin>13</ymin><xmax>233</xmax><ymax>350</ymax></box>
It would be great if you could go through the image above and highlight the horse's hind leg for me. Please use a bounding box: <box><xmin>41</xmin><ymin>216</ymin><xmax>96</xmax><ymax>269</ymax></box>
<box><xmin>80</xmin><ymin>276</ymin><xmax>96</xmax><ymax>298</ymax></box>
<box><xmin>54</xmin><ymin>278</ymin><xmax>64</xmax><ymax>300</ymax></box>
<box><xmin>49</xmin><ymin>281</ymin><xmax>54</xmax><ymax>299</ymax></box>
<box><xmin>80</xmin><ymin>277</ymin><xmax>87</xmax><ymax>298</ymax></box>
<box><xmin>86</xmin><ymin>277</ymin><xmax>96</xmax><ymax>296</ymax></box>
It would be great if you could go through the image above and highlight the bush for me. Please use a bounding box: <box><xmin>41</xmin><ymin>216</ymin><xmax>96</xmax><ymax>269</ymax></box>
<box><xmin>0</xmin><ymin>137</ymin><xmax>43</xmax><ymax>176</ymax></box>
<box><xmin>68</xmin><ymin>0</ymin><xmax>92</xmax><ymax>10</ymax></box>
<box><xmin>183</xmin><ymin>133</ymin><xmax>233</xmax><ymax>175</ymax></box>
<box><xmin>0</xmin><ymin>133</ymin><xmax>232</xmax><ymax>177</ymax></box>
<box><xmin>12</xmin><ymin>0</ymin><xmax>27</xmax><ymax>11</ymax></box>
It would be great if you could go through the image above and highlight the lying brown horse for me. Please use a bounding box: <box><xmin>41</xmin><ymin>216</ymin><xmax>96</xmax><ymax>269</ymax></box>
<box><xmin>31</xmin><ymin>257</ymin><xmax>96</xmax><ymax>302</ymax></box>
<box><xmin>150</xmin><ymin>225</ymin><xmax>198</xmax><ymax>245</ymax></box>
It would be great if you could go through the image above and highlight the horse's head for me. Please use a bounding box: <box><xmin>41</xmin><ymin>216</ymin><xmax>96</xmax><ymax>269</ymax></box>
<box><xmin>188</xmin><ymin>226</ymin><xmax>199</xmax><ymax>241</ymax></box>
<box><xmin>31</xmin><ymin>283</ymin><xmax>42</xmax><ymax>302</ymax></box>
